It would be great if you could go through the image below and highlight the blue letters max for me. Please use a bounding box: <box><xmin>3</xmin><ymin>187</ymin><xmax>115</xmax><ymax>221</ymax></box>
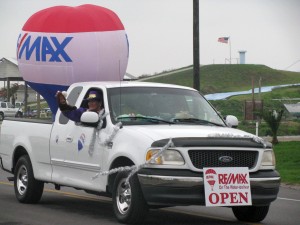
<box><xmin>18</xmin><ymin>35</ymin><xmax>73</xmax><ymax>62</ymax></box>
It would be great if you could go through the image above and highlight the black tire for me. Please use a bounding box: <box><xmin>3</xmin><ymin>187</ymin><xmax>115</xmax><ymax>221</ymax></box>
<box><xmin>0</xmin><ymin>112</ymin><xmax>4</xmax><ymax>121</ymax></box>
<box><xmin>14</xmin><ymin>155</ymin><xmax>44</xmax><ymax>203</ymax></box>
<box><xmin>15</xmin><ymin>111</ymin><xmax>23</xmax><ymax>118</ymax></box>
<box><xmin>232</xmin><ymin>205</ymin><xmax>270</xmax><ymax>222</ymax></box>
<box><xmin>112</xmin><ymin>171</ymin><xmax>149</xmax><ymax>224</ymax></box>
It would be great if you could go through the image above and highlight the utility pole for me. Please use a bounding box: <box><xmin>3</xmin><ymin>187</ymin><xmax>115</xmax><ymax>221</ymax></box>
<box><xmin>193</xmin><ymin>0</ymin><xmax>200</xmax><ymax>91</ymax></box>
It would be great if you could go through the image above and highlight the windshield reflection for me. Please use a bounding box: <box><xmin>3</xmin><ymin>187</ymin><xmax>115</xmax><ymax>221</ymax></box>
<box><xmin>108</xmin><ymin>87</ymin><xmax>225</xmax><ymax>126</ymax></box>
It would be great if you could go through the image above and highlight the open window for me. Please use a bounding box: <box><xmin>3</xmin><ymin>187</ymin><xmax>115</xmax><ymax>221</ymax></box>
<box><xmin>79</xmin><ymin>88</ymin><xmax>106</xmax><ymax>128</ymax></box>
<box><xmin>59</xmin><ymin>86</ymin><xmax>83</xmax><ymax>124</ymax></box>
<box><xmin>80</xmin><ymin>88</ymin><xmax>104</xmax><ymax>109</ymax></box>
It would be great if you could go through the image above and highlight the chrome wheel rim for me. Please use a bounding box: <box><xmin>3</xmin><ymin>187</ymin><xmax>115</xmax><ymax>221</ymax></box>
<box><xmin>17</xmin><ymin>165</ymin><xmax>28</xmax><ymax>195</ymax></box>
<box><xmin>116</xmin><ymin>178</ymin><xmax>131</xmax><ymax>215</ymax></box>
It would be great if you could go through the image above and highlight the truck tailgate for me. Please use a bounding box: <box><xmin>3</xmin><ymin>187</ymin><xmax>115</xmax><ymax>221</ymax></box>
<box><xmin>0</xmin><ymin>118</ymin><xmax>53</xmax><ymax>178</ymax></box>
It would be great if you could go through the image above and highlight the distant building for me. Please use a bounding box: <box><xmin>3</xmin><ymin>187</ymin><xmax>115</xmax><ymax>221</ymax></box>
<box><xmin>0</xmin><ymin>57</ymin><xmax>20</xmax><ymax>80</ymax></box>
<box><xmin>0</xmin><ymin>57</ymin><xmax>38</xmax><ymax>104</ymax></box>
<box><xmin>283</xmin><ymin>103</ymin><xmax>300</xmax><ymax>119</ymax></box>
<box><xmin>238</xmin><ymin>51</ymin><xmax>247</xmax><ymax>64</ymax></box>
<box><xmin>123</xmin><ymin>72</ymin><xmax>137</xmax><ymax>81</ymax></box>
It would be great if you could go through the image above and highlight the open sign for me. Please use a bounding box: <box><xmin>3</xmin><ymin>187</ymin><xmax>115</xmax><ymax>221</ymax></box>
<box><xmin>203</xmin><ymin>167</ymin><xmax>252</xmax><ymax>207</ymax></box>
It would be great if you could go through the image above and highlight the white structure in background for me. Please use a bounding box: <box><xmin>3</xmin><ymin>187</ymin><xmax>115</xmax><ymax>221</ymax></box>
<box><xmin>283</xmin><ymin>103</ymin><xmax>300</xmax><ymax>119</ymax></box>
<box><xmin>239</xmin><ymin>50</ymin><xmax>247</xmax><ymax>64</ymax></box>
<box><xmin>0</xmin><ymin>57</ymin><xmax>36</xmax><ymax>103</ymax></box>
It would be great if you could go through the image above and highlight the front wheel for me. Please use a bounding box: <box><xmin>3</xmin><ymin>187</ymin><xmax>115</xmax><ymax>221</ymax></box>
<box><xmin>14</xmin><ymin>155</ymin><xmax>44</xmax><ymax>203</ymax></box>
<box><xmin>112</xmin><ymin>171</ymin><xmax>149</xmax><ymax>224</ymax></box>
<box><xmin>232</xmin><ymin>205</ymin><xmax>270</xmax><ymax>222</ymax></box>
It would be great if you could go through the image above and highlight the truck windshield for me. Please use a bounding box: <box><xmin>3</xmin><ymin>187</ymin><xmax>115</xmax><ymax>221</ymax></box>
<box><xmin>107</xmin><ymin>86</ymin><xmax>225</xmax><ymax>126</ymax></box>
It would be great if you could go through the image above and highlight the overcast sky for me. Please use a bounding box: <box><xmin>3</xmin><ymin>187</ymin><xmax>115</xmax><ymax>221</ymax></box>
<box><xmin>1</xmin><ymin>0</ymin><xmax>300</xmax><ymax>77</ymax></box>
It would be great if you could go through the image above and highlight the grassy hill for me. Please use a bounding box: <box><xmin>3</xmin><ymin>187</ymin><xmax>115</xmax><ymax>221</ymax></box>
<box><xmin>141</xmin><ymin>64</ymin><xmax>300</xmax><ymax>136</ymax></box>
<box><xmin>142</xmin><ymin>64</ymin><xmax>300</xmax><ymax>95</ymax></box>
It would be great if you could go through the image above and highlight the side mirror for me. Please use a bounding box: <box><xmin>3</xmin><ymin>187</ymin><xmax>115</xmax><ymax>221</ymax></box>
<box><xmin>225</xmin><ymin>115</ymin><xmax>238</xmax><ymax>128</ymax></box>
<box><xmin>80</xmin><ymin>111</ymin><xmax>99</xmax><ymax>127</ymax></box>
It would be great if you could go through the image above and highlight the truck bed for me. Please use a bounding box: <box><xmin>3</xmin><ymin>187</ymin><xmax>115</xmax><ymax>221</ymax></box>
<box><xmin>0</xmin><ymin>117</ymin><xmax>53</xmax><ymax>182</ymax></box>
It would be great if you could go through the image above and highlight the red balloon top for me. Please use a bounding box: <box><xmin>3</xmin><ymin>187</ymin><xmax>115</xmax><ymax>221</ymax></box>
<box><xmin>22</xmin><ymin>4</ymin><xmax>125</xmax><ymax>33</ymax></box>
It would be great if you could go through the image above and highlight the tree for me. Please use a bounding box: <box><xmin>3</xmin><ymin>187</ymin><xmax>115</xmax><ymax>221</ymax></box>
<box><xmin>0</xmin><ymin>83</ymin><xmax>19</xmax><ymax>102</ymax></box>
<box><xmin>261</xmin><ymin>109</ymin><xmax>284</xmax><ymax>144</ymax></box>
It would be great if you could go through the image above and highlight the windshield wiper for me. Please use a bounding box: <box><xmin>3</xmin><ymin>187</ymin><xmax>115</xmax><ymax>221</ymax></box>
<box><xmin>173</xmin><ymin>118</ymin><xmax>225</xmax><ymax>126</ymax></box>
<box><xmin>117</xmin><ymin>115</ymin><xmax>175</xmax><ymax>124</ymax></box>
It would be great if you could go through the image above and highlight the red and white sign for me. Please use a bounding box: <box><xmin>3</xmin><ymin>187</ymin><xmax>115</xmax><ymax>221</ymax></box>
<box><xmin>203</xmin><ymin>167</ymin><xmax>252</xmax><ymax>207</ymax></box>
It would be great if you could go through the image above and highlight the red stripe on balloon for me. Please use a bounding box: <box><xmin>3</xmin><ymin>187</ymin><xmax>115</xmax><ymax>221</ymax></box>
<box><xmin>22</xmin><ymin>4</ymin><xmax>125</xmax><ymax>33</ymax></box>
<box><xmin>17</xmin><ymin>32</ymin><xmax>28</xmax><ymax>57</ymax></box>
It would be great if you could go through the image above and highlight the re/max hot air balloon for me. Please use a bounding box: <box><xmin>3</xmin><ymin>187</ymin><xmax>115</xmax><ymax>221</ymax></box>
<box><xmin>205</xmin><ymin>168</ymin><xmax>217</xmax><ymax>191</ymax></box>
<box><xmin>17</xmin><ymin>4</ymin><xmax>129</xmax><ymax>116</ymax></box>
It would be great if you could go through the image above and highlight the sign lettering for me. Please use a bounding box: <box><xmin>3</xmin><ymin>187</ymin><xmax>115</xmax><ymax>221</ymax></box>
<box><xmin>204</xmin><ymin>167</ymin><xmax>252</xmax><ymax>207</ymax></box>
<box><xmin>218</xmin><ymin>173</ymin><xmax>248</xmax><ymax>185</ymax></box>
<box><xmin>18</xmin><ymin>33</ymin><xmax>73</xmax><ymax>62</ymax></box>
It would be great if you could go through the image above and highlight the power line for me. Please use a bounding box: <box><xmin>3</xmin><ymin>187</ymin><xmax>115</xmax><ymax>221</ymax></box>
<box><xmin>284</xmin><ymin>60</ymin><xmax>300</xmax><ymax>70</ymax></box>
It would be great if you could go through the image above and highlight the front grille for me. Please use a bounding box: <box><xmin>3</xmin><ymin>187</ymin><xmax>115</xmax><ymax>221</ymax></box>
<box><xmin>188</xmin><ymin>150</ymin><xmax>258</xmax><ymax>169</ymax></box>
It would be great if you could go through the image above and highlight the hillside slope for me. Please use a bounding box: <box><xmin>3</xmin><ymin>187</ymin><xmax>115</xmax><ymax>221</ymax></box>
<box><xmin>141</xmin><ymin>64</ymin><xmax>300</xmax><ymax>94</ymax></box>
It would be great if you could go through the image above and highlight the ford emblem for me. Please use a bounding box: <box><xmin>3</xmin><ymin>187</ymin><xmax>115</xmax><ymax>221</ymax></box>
<box><xmin>219</xmin><ymin>156</ymin><xmax>233</xmax><ymax>163</ymax></box>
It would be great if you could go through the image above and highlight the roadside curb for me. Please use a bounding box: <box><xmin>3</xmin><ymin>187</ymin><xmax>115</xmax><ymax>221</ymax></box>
<box><xmin>262</xmin><ymin>136</ymin><xmax>300</xmax><ymax>142</ymax></box>
<box><xmin>281</xmin><ymin>183</ymin><xmax>300</xmax><ymax>190</ymax></box>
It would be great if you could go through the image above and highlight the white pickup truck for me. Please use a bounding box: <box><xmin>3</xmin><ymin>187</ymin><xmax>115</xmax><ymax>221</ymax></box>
<box><xmin>0</xmin><ymin>101</ymin><xmax>20</xmax><ymax>121</ymax></box>
<box><xmin>0</xmin><ymin>82</ymin><xmax>280</xmax><ymax>224</ymax></box>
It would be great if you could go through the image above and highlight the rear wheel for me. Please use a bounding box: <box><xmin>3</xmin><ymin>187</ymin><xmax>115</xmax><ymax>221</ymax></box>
<box><xmin>112</xmin><ymin>171</ymin><xmax>148</xmax><ymax>224</ymax></box>
<box><xmin>14</xmin><ymin>155</ymin><xmax>44</xmax><ymax>203</ymax></box>
<box><xmin>15</xmin><ymin>111</ymin><xmax>23</xmax><ymax>117</ymax></box>
<box><xmin>0</xmin><ymin>112</ymin><xmax>4</xmax><ymax>121</ymax></box>
<box><xmin>232</xmin><ymin>205</ymin><xmax>270</xmax><ymax>222</ymax></box>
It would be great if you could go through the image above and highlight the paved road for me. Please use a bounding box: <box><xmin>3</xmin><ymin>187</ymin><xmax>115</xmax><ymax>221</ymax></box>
<box><xmin>262</xmin><ymin>135</ymin><xmax>300</xmax><ymax>142</ymax></box>
<box><xmin>0</xmin><ymin>169</ymin><xmax>300</xmax><ymax>225</ymax></box>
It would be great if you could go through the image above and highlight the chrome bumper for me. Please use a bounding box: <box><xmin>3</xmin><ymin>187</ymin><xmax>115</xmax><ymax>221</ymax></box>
<box><xmin>138</xmin><ymin>174</ymin><xmax>280</xmax><ymax>188</ymax></box>
<box><xmin>137</xmin><ymin>171</ymin><xmax>280</xmax><ymax>206</ymax></box>
<box><xmin>138</xmin><ymin>174</ymin><xmax>203</xmax><ymax>187</ymax></box>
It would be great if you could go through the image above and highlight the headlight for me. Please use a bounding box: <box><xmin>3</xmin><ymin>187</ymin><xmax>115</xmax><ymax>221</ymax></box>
<box><xmin>261</xmin><ymin>150</ymin><xmax>276</xmax><ymax>167</ymax></box>
<box><xmin>146</xmin><ymin>149</ymin><xmax>185</xmax><ymax>165</ymax></box>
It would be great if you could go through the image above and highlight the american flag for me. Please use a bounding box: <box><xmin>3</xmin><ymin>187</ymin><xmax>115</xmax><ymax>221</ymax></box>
<box><xmin>218</xmin><ymin>37</ymin><xmax>229</xmax><ymax>44</ymax></box>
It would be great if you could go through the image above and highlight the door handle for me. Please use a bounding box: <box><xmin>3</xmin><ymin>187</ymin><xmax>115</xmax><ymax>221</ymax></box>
<box><xmin>66</xmin><ymin>137</ymin><xmax>73</xmax><ymax>143</ymax></box>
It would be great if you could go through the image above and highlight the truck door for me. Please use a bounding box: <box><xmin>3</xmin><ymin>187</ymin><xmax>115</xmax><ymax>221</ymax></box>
<box><xmin>50</xmin><ymin>87</ymin><xmax>107</xmax><ymax>192</ymax></box>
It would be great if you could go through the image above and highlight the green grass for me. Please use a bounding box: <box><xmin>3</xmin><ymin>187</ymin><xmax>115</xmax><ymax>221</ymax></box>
<box><xmin>210</xmin><ymin>85</ymin><xmax>300</xmax><ymax>122</ymax></box>
<box><xmin>210</xmin><ymin>85</ymin><xmax>300</xmax><ymax>136</ymax></box>
<box><xmin>229</xmin><ymin>85</ymin><xmax>300</xmax><ymax>101</ymax></box>
<box><xmin>144</xmin><ymin>64</ymin><xmax>300</xmax><ymax>94</ymax></box>
<box><xmin>274</xmin><ymin>141</ymin><xmax>300</xmax><ymax>184</ymax></box>
<box><xmin>145</xmin><ymin>65</ymin><xmax>300</xmax><ymax>185</ymax></box>
<box><xmin>237</xmin><ymin>121</ymin><xmax>300</xmax><ymax>136</ymax></box>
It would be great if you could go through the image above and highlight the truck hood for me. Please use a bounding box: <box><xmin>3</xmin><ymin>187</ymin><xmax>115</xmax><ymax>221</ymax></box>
<box><xmin>124</xmin><ymin>124</ymin><xmax>256</xmax><ymax>142</ymax></box>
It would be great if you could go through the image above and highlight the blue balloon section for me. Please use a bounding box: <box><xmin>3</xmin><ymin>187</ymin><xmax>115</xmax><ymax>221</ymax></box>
<box><xmin>26</xmin><ymin>81</ymin><xmax>68</xmax><ymax>118</ymax></box>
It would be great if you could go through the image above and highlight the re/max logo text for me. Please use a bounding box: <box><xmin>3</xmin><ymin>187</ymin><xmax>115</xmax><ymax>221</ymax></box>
<box><xmin>218</xmin><ymin>173</ymin><xmax>248</xmax><ymax>185</ymax></box>
<box><xmin>17</xmin><ymin>33</ymin><xmax>73</xmax><ymax>62</ymax></box>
